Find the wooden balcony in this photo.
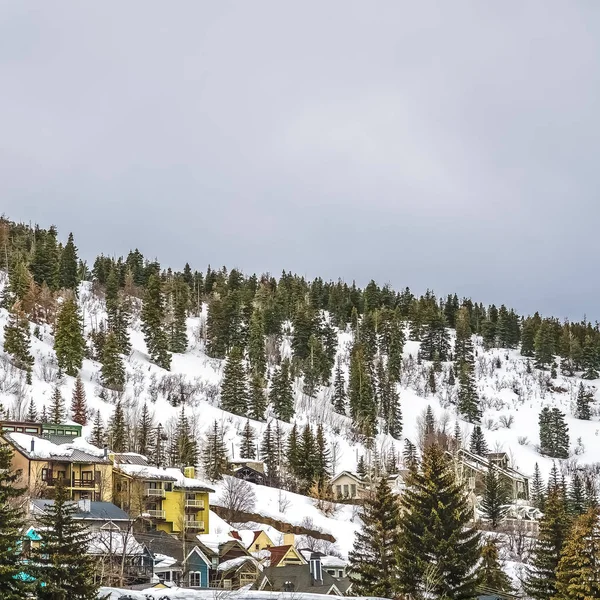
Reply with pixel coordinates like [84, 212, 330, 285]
[47, 477, 95, 488]
[184, 519, 205, 531]
[185, 499, 205, 509]
[147, 509, 166, 519]
[146, 488, 166, 498]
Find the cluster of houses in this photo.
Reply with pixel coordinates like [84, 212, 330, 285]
[1, 417, 535, 595]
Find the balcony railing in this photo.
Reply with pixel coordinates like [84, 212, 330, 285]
[185, 499, 205, 509]
[184, 519, 205, 530]
[146, 488, 166, 498]
[46, 477, 95, 488]
[147, 509, 166, 519]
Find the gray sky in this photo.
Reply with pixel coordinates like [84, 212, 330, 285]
[1, 2, 599, 320]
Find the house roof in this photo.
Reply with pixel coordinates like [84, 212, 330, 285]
[111, 452, 150, 465]
[217, 555, 262, 575]
[257, 565, 342, 595]
[330, 471, 364, 485]
[4, 433, 108, 464]
[299, 549, 347, 569]
[267, 545, 305, 567]
[31, 499, 131, 522]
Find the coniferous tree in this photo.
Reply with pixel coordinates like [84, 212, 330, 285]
[91, 410, 105, 448]
[569, 471, 587, 516]
[100, 331, 126, 391]
[3, 300, 34, 380]
[581, 336, 600, 380]
[531, 463, 546, 512]
[0, 443, 31, 599]
[575, 383, 593, 420]
[168, 276, 189, 353]
[247, 306, 266, 378]
[469, 425, 488, 455]
[202, 420, 229, 481]
[332, 360, 347, 414]
[420, 310, 451, 362]
[269, 358, 295, 422]
[348, 342, 377, 443]
[70, 375, 87, 425]
[26, 399, 38, 423]
[50, 386, 65, 423]
[403, 438, 418, 469]
[525, 486, 571, 600]
[32, 479, 98, 600]
[58, 232, 79, 290]
[480, 538, 513, 593]
[248, 373, 267, 421]
[109, 400, 126, 452]
[356, 454, 367, 478]
[105, 266, 132, 356]
[31, 226, 59, 290]
[534, 320, 555, 369]
[286, 423, 302, 485]
[314, 423, 331, 490]
[240, 419, 257, 459]
[220, 346, 248, 416]
[397, 444, 481, 600]
[539, 407, 570, 459]
[348, 476, 401, 599]
[554, 507, 600, 599]
[40, 404, 49, 424]
[141, 273, 171, 370]
[520, 318, 536, 357]
[261, 422, 279, 486]
[170, 406, 197, 468]
[481, 463, 510, 529]
[136, 403, 154, 456]
[54, 296, 85, 376]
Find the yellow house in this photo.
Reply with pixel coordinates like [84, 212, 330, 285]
[268, 535, 306, 567]
[111, 454, 213, 534]
[236, 529, 275, 552]
[1, 431, 113, 502]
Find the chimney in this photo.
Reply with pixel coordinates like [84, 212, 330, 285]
[283, 532, 295, 547]
[30, 438, 35, 453]
[309, 552, 323, 585]
[103, 445, 108, 459]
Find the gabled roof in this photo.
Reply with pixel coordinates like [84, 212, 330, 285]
[330, 471, 365, 485]
[267, 544, 306, 567]
[31, 499, 130, 522]
[257, 565, 342, 595]
[4, 433, 108, 464]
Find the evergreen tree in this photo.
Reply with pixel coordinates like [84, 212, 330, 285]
[534, 320, 555, 369]
[525, 486, 571, 600]
[136, 403, 154, 457]
[348, 476, 401, 599]
[356, 454, 367, 478]
[248, 373, 267, 421]
[0, 443, 31, 599]
[141, 274, 171, 370]
[480, 538, 513, 592]
[100, 331, 126, 391]
[32, 479, 98, 600]
[469, 425, 488, 455]
[240, 419, 257, 459]
[70, 375, 87, 425]
[40, 404, 48, 424]
[420, 310, 451, 362]
[555, 507, 600, 600]
[286, 423, 302, 484]
[58, 232, 79, 290]
[332, 360, 347, 414]
[220, 346, 248, 415]
[109, 400, 126, 452]
[26, 399, 38, 423]
[105, 266, 131, 355]
[202, 420, 229, 481]
[314, 423, 331, 489]
[457, 366, 480, 423]
[3, 300, 34, 379]
[348, 342, 377, 443]
[531, 463, 546, 512]
[91, 410, 105, 448]
[403, 438, 418, 469]
[397, 444, 481, 600]
[54, 296, 85, 377]
[581, 336, 600, 380]
[30, 226, 59, 290]
[50, 386, 65, 423]
[168, 276, 189, 353]
[481, 463, 510, 529]
[575, 383, 593, 420]
[170, 406, 197, 468]
[520, 319, 536, 357]
[539, 407, 570, 459]
[269, 358, 295, 422]
[261, 422, 279, 486]
[247, 306, 267, 377]
[569, 471, 587, 516]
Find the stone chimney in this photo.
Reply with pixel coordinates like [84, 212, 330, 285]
[309, 552, 323, 585]
[283, 532, 295, 546]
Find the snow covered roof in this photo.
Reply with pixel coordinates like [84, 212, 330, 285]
[299, 549, 347, 568]
[88, 531, 146, 556]
[31, 499, 131, 522]
[164, 468, 214, 492]
[4, 432, 108, 463]
[115, 463, 178, 481]
[217, 555, 262, 573]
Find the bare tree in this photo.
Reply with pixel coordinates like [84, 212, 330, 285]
[219, 476, 256, 524]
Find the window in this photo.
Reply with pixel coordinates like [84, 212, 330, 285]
[41, 468, 48, 481]
[163, 571, 171, 581]
[338, 570, 344, 578]
[343, 484, 349, 496]
[190, 572, 201, 587]
[25, 428, 37, 433]
[336, 485, 342, 497]
[164, 482, 173, 492]
[350, 484, 357, 497]
[82, 471, 93, 481]
[223, 579, 232, 590]
[255, 544, 260, 550]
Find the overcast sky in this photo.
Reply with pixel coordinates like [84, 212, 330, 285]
[1, 2, 599, 320]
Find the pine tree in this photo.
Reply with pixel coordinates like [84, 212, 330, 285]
[332, 360, 347, 414]
[269, 358, 295, 422]
[0, 443, 31, 599]
[100, 331, 126, 391]
[58, 232, 79, 290]
[247, 306, 267, 378]
[50, 386, 65, 423]
[202, 421, 229, 482]
[168, 276, 189, 353]
[109, 400, 126, 452]
[141, 274, 171, 370]
[534, 320, 555, 369]
[91, 410, 105, 448]
[520, 319, 536, 357]
[397, 444, 481, 600]
[70, 375, 87, 425]
[313, 423, 331, 490]
[348, 476, 401, 599]
[348, 342, 377, 443]
[3, 300, 34, 378]
[481, 462, 510, 529]
[480, 538, 513, 592]
[581, 336, 600, 380]
[240, 419, 257, 459]
[248, 373, 267, 421]
[31, 479, 98, 599]
[220, 346, 248, 416]
[136, 403, 154, 456]
[539, 407, 570, 459]
[356, 454, 368, 478]
[261, 422, 279, 486]
[54, 296, 85, 377]
[525, 486, 571, 600]
[26, 399, 38, 423]
[469, 425, 488, 455]
[40, 404, 48, 424]
[170, 406, 197, 468]
[531, 463, 546, 511]
[31, 226, 59, 290]
[105, 266, 131, 355]
[569, 471, 587, 516]
[555, 507, 600, 599]
[575, 383, 593, 420]
[457, 366, 480, 423]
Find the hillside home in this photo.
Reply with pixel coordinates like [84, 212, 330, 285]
[111, 454, 213, 535]
[233, 529, 275, 553]
[267, 535, 306, 568]
[30, 499, 132, 530]
[216, 556, 263, 590]
[330, 471, 369, 501]
[2, 432, 112, 501]
[229, 459, 266, 486]
[299, 549, 348, 580]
